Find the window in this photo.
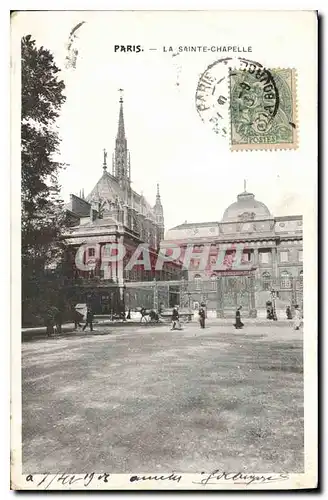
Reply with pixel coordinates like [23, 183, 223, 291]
[194, 274, 202, 291]
[242, 252, 251, 262]
[299, 270, 303, 287]
[260, 252, 269, 264]
[88, 247, 96, 257]
[280, 270, 292, 289]
[262, 272, 272, 291]
[210, 275, 217, 291]
[280, 251, 289, 263]
[298, 250, 303, 262]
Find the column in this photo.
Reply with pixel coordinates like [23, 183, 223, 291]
[117, 235, 124, 288]
[292, 276, 297, 306]
[271, 246, 278, 286]
[216, 277, 224, 318]
[253, 247, 260, 283]
[248, 274, 257, 318]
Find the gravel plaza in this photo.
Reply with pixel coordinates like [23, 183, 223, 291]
[22, 320, 303, 474]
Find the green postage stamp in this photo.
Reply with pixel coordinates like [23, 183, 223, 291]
[229, 67, 297, 151]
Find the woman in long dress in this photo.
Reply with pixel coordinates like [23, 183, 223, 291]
[234, 306, 244, 329]
[293, 305, 302, 330]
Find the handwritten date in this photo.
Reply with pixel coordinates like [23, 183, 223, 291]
[26, 472, 110, 489]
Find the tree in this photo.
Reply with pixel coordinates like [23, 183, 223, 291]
[21, 35, 67, 326]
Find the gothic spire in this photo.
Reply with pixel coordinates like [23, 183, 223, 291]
[156, 183, 161, 203]
[103, 148, 108, 171]
[113, 90, 129, 183]
[154, 183, 164, 238]
[117, 89, 125, 140]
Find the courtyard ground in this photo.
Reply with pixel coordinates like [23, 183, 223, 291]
[21, 321, 303, 474]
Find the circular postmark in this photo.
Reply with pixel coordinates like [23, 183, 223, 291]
[195, 57, 280, 140]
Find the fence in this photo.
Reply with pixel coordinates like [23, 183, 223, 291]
[68, 275, 303, 316]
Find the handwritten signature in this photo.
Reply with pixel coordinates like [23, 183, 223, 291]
[193, 470, 289, 486]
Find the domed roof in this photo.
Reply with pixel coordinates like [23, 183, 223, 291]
[222, 191, 271, 222]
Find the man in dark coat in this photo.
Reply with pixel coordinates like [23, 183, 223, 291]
[83, 307, 94, 332]
[171, 307, 180, 330]
[198, 306, 206, 329]
[234, 306, 244, 329]
[45, 307, 56, 337]
[140, 307, 148, 323]
[286, 305, 292, 320]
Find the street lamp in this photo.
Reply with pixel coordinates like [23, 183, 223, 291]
[187, 291, 192, 309]
[153, 278, 158, 311]
[270, 289, 278, 321]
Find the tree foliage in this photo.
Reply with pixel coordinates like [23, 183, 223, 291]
[21, 35, 68, 326]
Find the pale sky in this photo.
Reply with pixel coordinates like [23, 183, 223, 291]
[13, 10, 317, 230]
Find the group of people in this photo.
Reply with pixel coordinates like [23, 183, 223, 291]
[46, 301, 302, 337]
[73, 307, 94, 332]
[139, 308, 160, 323]
[45, 306, 63, 336]
[170, 304, 245, 331]
[45, 305, 95, 337]
[170, 304, 206, 331]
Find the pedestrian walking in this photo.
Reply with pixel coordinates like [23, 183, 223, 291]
[171, 306, 180, 330]
[198, 306, 206, 329]
[54, 308, 63, 334]
[45, 307, 55, 337]
[266, 301, 273, 320]
[234, 306, 244, 329]
[140, 307, 148, 323]
[83, 307, 94, 332]
[293, 305, 302, 330]
[286, 305, 292, 320]
[126, 309, 131, 320]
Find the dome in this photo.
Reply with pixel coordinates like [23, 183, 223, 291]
[222, 191, 271, 222]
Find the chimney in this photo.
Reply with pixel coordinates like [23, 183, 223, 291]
[90, 206, 98, 222]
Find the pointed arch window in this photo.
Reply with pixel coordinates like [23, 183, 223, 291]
[280, 270, 292, 289]
[194, 274, 202, 291]
[210, 274, 217, 291]
[262, 271, 272, 291]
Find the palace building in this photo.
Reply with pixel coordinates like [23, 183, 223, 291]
[63, 96, 182, 314]
[164, 185, 303, 317]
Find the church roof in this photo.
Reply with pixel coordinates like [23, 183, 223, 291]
[85, 169, 157, 221]
[86, 170, 124, 204]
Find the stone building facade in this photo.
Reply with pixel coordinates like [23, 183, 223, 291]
[164, 187, 303, 317]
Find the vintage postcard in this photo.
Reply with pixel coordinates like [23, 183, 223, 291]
[11, 9, 317, 490]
